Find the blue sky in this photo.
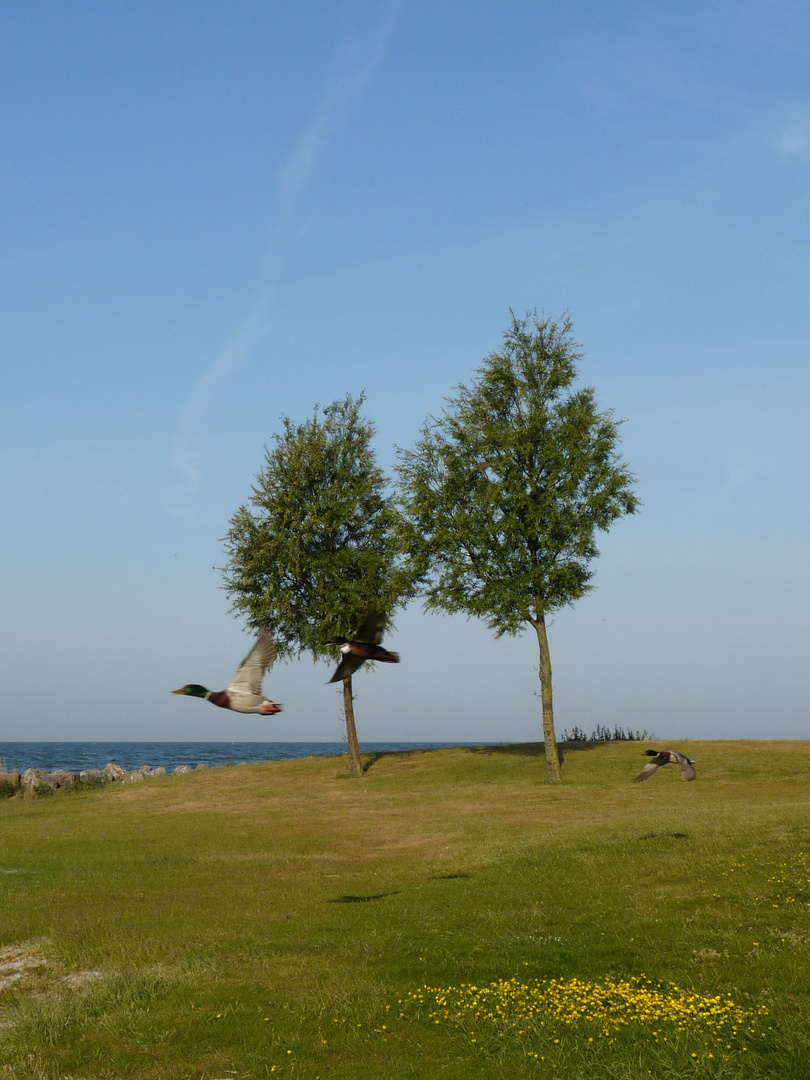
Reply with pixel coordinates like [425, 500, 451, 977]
[2, 0, 808, 743]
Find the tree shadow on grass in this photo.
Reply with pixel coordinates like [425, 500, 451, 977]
[360, 747, 455, 773]
[637, 832, 690, 841]
[358, 740, 617, 774]
[465, 740, 625, 757]
[360, 742, 548, 773]
[329, 892, 401, 904]
[463, 742, 547, 757]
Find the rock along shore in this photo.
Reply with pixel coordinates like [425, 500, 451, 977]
[0, 761, 220, 798]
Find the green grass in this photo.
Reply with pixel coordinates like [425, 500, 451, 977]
[1, 740, 809, 1078]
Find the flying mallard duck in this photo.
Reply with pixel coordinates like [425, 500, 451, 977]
[324, 611, 399, 683]
[633, 748, 696, 783]
[172, 628, 282, 714]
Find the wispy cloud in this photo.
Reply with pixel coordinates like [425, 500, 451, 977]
[280, 0, 400, 201]
[171, 0, 401, 506]
[172, 287, 273, 496]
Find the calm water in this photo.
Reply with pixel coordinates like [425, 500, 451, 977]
[0, 742, 473, 774]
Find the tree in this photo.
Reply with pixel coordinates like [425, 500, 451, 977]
[222, 394, 413, 775]
[395, 312, 639, 782]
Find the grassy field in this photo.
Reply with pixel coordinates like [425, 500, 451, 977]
[1, 740, 808, 1079]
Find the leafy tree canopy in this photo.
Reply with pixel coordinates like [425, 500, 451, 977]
[395, 311, 640, 636]
[223, 394, 414, 662]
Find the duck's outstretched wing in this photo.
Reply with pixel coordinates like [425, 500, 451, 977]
[356, 611, 385, 644]
[227, 628, 276, 696]
[633, 759, 663, 783]
[329, 652, 365, 684]
[671, 751, 697, 781]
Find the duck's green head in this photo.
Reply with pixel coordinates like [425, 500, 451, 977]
[172, 684, 209, 698]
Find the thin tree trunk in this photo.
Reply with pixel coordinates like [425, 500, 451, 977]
[342, 674, 363, 776]
[533, 608, 562, 783]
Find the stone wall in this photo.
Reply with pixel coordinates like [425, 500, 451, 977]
[0, 762, 212, 798]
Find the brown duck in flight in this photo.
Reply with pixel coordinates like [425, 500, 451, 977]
[634, 748, 696, 783]
[172, 628, 282, 715]
[324, 611, 399, 683]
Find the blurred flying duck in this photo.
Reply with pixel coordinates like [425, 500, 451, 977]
[633, 748, 696, 783]
[324, 611, 399, 683]
[172, 627, 282, 715]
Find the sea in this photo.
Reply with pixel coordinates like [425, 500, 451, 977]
[0, 742, 473, 774]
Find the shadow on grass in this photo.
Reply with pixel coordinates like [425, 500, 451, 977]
[360, 742, 548, 773]
[361, 753, 385, 773]
[358, 739, 624, 774]
[637, 832, 690, 841]
[463, 742, 547, 757]
[329, 892, 401, 904]
[463, 740, 618, 758]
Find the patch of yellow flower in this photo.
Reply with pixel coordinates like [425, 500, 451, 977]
[764, 850, 810, 905]
[724, 850, 810, 906]
[401, 975, 766, 1042]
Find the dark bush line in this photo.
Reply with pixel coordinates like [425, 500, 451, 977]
[560, 725, 657, 743]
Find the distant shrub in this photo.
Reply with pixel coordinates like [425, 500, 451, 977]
[33, 783, 55, 798]
[561, 726, 589, 742]
[0, 780, 17, 799]
[561, 725, 657, 743]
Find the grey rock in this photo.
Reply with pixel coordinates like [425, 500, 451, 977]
[104, 762, 126, 781]
[21, 768, 52, 789]
[49, 770, 79, 789]
[123, 770, 144, 783]
[143, 767, 167, 778]
[172, 765, 193, 775]
[78, 769, 107, 788]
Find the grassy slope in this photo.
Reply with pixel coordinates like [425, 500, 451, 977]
[0, 740, 808, 1079]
